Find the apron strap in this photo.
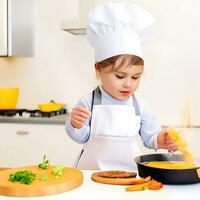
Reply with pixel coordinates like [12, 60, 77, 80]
[91, 86, 140, 115]
[90, 87, 101, 125]
[93, 86, 102, 106]
[132, 95, 140, 116]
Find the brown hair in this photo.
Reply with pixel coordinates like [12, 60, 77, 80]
[96, 54, 144, 72]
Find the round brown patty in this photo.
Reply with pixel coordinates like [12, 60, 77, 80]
[91, 170, 137, 185]
[97, 170, 137, 178]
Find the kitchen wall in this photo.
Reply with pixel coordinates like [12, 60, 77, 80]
[0, 0, 97, 112]
[0, 0, 200, 126]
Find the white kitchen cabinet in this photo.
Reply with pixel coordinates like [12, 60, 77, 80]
[0, 123, 82, 167]
[0, 0, 34, 56]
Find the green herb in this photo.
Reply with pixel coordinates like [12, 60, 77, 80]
[9, 170, 36, 185]
[39, 174, 48, 181]
[38, 155, 49, 170]
[52, 165, 65, 179]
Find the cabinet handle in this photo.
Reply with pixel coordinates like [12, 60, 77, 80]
[16, 130, 29, 135]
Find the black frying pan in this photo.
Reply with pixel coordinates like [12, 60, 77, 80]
[135, 153, 200, 184]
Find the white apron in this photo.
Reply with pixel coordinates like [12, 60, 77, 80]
[75, 102, 141, 170]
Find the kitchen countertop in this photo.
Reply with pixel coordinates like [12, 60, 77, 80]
[0, 170, 199, 200]
[0, 114, 69, 125]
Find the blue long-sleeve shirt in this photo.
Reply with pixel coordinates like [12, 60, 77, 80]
[65, 87, 161, 149]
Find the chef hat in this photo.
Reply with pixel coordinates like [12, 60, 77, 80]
[86, 2, 155, 62]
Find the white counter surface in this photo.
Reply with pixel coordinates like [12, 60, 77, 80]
[0, 170, 200, 200]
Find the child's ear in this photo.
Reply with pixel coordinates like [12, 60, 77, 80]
[95, 63, 101, 73]
[95, 63, 101, 79]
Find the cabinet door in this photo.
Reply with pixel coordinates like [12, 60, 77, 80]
[0, 0, 8, 56]
[0, 123, 81, 167]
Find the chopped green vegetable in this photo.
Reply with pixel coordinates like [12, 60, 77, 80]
[39, 174, 48, 181]
[9, 170, 36, 185]
[38, 155, 49, 170]
[52, 165, 65, 179]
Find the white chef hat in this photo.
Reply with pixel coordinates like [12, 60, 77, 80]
[86, 2, 155, 62]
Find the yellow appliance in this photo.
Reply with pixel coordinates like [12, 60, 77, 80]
[0, 88, 19, 109]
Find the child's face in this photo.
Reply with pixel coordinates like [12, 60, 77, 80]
[96, 64, 143, 100]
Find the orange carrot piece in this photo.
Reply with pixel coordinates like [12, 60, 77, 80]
[144, 176, 151, 182]
[148, 180, 163, 190]
[130, 176, 151, 185]
[125, 183, 149, 192]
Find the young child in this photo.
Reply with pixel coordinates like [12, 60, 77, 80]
[66, 2, 177, 170]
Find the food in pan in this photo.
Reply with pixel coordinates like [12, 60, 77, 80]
[135, 153, 200, 184]
[142, 128, 196, 170]
[144, 161, 196, 169]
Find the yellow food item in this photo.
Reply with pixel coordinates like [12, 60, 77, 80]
[145, 161, 195, 169]
[168, 127, 195, 167]
[125, 183, 149, 192]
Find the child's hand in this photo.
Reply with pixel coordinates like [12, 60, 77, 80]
[70, 106, 91, 129]
[157, 129, 178, 152]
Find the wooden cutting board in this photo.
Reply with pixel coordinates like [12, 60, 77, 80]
[0, 168, 10, 171]
[0, 165, 83, 197]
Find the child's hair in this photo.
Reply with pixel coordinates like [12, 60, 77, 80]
[96, 54, 144, 72]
